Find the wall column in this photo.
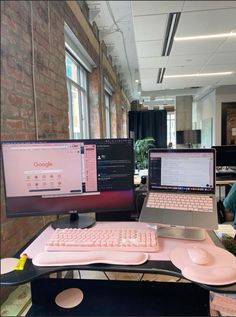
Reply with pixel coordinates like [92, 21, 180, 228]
[175, 96, 193, 148]
[175, 96, 193, 131]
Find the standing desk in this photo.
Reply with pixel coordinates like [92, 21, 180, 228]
[1, 223, 236, 316]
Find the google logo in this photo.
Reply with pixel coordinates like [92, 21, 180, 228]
[33, 161, 52, 168]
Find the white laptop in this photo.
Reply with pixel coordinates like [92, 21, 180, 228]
[139, 149, 218, 240]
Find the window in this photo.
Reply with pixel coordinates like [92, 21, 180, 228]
[104, 78, 113, 138]
[167, 111, 176, 148]
[122, 107, 128, 137]
[104, 92, 111, 138]
[66, 53, 89, 139]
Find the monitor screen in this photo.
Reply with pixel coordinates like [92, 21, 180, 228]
[176, 130, 201, 145]
[2, 138, 135, 228]
[211, 145, 236, 167]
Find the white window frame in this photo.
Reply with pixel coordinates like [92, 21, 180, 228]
[167, 111, 176, 148]
[66, 52, 89, 139]
[104, 78, 113, 138]
[104, 92, 111, 138]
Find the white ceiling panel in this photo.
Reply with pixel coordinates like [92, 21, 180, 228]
[167, 54, 211, 67]
[87, 1, 236, 100]
[175, 9, 236, 37]
[140, 68, 159, 79]
[139, 56, 168, 69]
[162, 78, 195, 89]
[133, 15, 167, 41]
[183, 1, 236, 12]
[191, 74, 236, 87]
[131, 1, 184, 16]
[207, 52, 236, 65]
[201, 64, 236, 72]
[218, 74, 236, 85]
[190, 78, 226, 87]
[217, 38, 236, 53]
[136, 40, 163, 57]
[171, 39, 224, 56]
[164, 65, 203, 76]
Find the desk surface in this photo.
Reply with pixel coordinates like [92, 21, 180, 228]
[216, 178, 236, 185]
[1, 222, 236, 294]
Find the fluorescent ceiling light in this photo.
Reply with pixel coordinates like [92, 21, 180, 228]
[175, 32, 236, 41]
[164, 72, 233, 79]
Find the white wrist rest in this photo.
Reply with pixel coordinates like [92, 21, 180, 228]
[32, 251, 149, 266]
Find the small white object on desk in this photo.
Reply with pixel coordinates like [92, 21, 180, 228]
[0, 258, 19, 274]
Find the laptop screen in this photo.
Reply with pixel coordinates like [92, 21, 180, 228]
[148, 149, 215, 194]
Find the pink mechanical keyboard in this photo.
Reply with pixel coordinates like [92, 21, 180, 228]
[45, 227, 159, 252]
[147, 192, 213, 212]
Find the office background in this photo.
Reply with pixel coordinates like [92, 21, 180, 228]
[1, 0, 236, 303]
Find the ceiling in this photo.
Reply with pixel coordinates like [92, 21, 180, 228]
[86, 1, 236, 104]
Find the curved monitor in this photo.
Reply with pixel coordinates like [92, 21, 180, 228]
[2, 138, 134, 228]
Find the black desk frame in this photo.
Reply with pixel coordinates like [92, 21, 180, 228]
[1, 224, 235, 316]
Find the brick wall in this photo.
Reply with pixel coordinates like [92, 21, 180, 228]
[1, 0, 69, 258]
[89, 69, 101, 138]
[1, 0, 70, 303]
[1, 0, 130, 303]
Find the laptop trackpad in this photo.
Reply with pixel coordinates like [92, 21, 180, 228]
[163, 210, 193, 226]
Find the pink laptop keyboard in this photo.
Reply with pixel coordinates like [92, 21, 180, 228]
[147, 192, 213, 212]
[45, 227, 159, 252]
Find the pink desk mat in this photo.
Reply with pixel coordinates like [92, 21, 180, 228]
[22, 221, 215, 261]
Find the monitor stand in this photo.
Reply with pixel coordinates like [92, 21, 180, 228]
[52, 212, 96, 229]
[157, 226, 205, 241]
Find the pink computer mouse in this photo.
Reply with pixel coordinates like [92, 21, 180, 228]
[187, 246, 210, 265]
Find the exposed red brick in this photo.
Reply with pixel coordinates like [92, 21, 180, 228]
[6, 119, 23, 129]
[8, 94, 24, 106]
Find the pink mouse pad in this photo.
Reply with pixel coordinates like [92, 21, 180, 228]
[170, 244, 236, 285]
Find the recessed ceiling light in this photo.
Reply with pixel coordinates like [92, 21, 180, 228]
[135, 79, 139, 83]
[174, 32, 236, 41]
[164, 72, 233, 79]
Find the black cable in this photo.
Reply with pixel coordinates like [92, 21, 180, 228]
[139, 273, 144, 281]
[104, 271, 110, 280]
